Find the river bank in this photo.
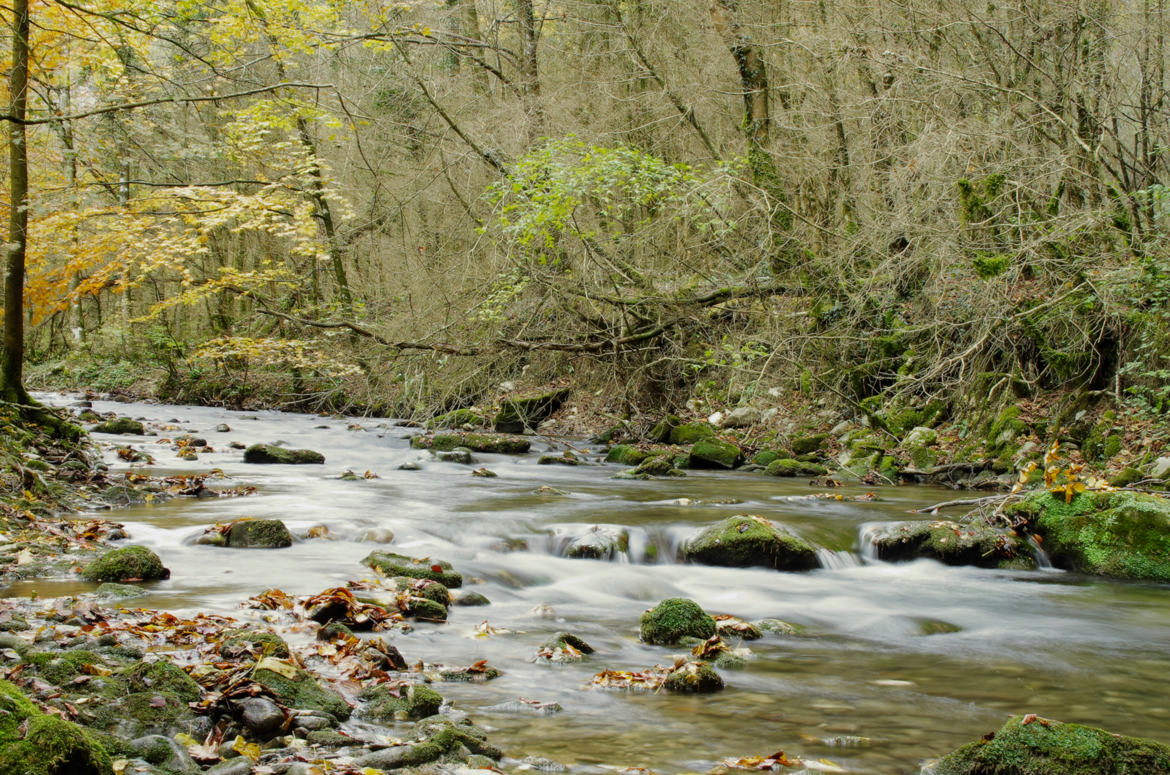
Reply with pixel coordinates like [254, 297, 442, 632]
[1, 392, 1169, 774]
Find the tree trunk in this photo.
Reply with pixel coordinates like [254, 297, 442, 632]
[516, 0, 543, 138]
[2, 0, 31, 403]
[708, 0, 790, 229]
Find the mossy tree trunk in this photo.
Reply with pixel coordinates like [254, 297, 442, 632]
[2, 0, 31, 405]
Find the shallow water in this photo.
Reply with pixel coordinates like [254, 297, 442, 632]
[14, 393, 1170, 774]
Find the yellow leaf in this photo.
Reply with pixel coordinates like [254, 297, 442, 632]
[231, 735, 262, 761]
[254, 657, 300, 679]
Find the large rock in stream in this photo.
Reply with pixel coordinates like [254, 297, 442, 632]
[243, 444, 325, 464]
[196, 519, 293, 549]
[926, 714, 1170, 775]
[363, 551, 463, 588]
[639, 598, 716, 645]
[411, 432, 530, 455]
[683, 515, 819, 571]
[863, 520, 1034, 569]
[1005, 490, 1170, 582]
[0, 679, 113, 775]
[83, 545, 170, 582]
[494, 388, 570, 433]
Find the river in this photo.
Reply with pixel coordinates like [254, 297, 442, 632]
[17, 393, 1170, 774]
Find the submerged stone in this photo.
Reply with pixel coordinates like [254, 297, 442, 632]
[928, 714, 1170, 775]
[242, 444, 325, 464]
[1005, 490, 1170, 582]
[83, 545, 170, 583]
[640, 598, 716, 645]
[683, 515, 818, 571]
[565, 526, 629, 560]
[362, 551, 463, 588]
[864, 520, 1034, 570]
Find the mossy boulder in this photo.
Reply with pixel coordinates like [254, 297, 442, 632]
[27, 650, 106, 686]
[790, 433, 829, 455]
[648, 415, 681, 443]
[401, 596, 448, 621]
[663, 661, 724, 694]
[494, 388, 570, 433]
[92, 417, 144, 435]
[669, 422, 715, 445]
[863, 520, 1033, 569]
[765, 459, 829, 477]
[243, 444, 325, 464]
[605, 444, 651, 466]
[639, 598, 716, 645]
[359, 683, 444, 722]
[429, 408, 487, 429]
[0, 713, 113, 775]
[634, 455, 686, 477]
[82, 545, 169, 583]
[930, 714, 1170, 775]
[219, 629, 290, 658]
[362, 551, 463, 587]
[1005, 491, 1170, 582]
[752, 449, 783, 467]
[389, 576, 452, 606]
[689, 439, 743, 469]
[225, 519, 293, 549]
[124, 660, 201, 703]
[986, 406, 1029, 454]
[684, 515, 818, 571]
[411, 432, 530, 454]
[251, 658, 350, 720]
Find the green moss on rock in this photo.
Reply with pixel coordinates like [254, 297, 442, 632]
[765, 459, 829, 477]
[226, 519, 293, 548]
[1006, 491, 1170, 582]
[790, 433, 829, 455]
[219, 629, 290, 658]
[243, 444, 325, 464]
[124, 660, 201, 703]
[663, 661, 724, 693]
[606, 444, 651, 466]
[251, 659, 351, 720]
[359, 683, 444, 722]
[865, 520, 1033, 569]
[91, 418, 144, 435]
[28, 650, 105, 686]
[412, 432, 530, 454]
[648, 415, 681, 443]
[931, 714, 1170, 775]
[683, 515, 819, 570]
[689, 439, 743, 469]
[669, 422, 715, 445]
[362, 551, 463, 587]
[0, 714, 113, 775]
[82, 546, 169, 583]
[639, 598, 716, 645]
[389, 577, 452, 605]
[494, 389, 569, 433]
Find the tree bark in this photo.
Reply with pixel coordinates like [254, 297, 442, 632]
[515, 0, 543, 137]
[2, 0, 31, 402]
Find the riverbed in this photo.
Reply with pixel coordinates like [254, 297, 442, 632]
[17, 393, 1170, 774]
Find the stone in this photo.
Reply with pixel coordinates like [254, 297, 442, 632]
[129, 735, 199, 774]
[251, 658, 350, 720]
[863, 520, 1034, 570]
[929, 714, 1170, 775]
[0, 705, 112, 775]
[663, 661, 724, 693]
[669, 422, 715, 445]
[453, 591, 491, 607]
[765, 458, 829, 477]
[82, 545, 170, 582]
[219, 630, 290, 658]
[92, 417, 145, 435]
[565, 526, 629, 560]
[648, 415, 681, 443]
[903, 426, 937, 447]
[1005, 490, 1170, 582]
[232, 697, 286, 737]
[95, 582, 148, 600]
[1150, 456, 1170, 480]
[411, 432, 530, 454]
[243, 444, 325, 464]
[790, 432, 829, 454]
[634, 455, 685, 477]
[689, 439, 743, 469]
[214, 424, 231, 432]
[683, 515, 818, 571]
[359, 683, 444, 722]
[205, 760, 254, 775]
[605, 444, 650, 466]
[494, 388, 570, 433]
[362, 551, 463, 587]
[639, 598, 716, 645]
[435, 448, 474, 464]
[720, 407, 761, 428]
[539, 631, 595, 655]
[226, 519, 293, 548]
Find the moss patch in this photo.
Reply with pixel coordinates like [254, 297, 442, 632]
[226, 519, 293, 548]
[411, 432, 530, 454]
[359, 683, 444, 722]
[82, 546, 169, 583]
[639, 598, 716, 645]
[865, 520, 1033, 569]
[362, 551, 463, 588]
[689, 439, 743, 469]
[932, 714, 1170, 775]
[1006, 491, 1170, 582]
[243, 444, 325, 464]
[683, 515, 819, 571]
[251, 659, 351, 720]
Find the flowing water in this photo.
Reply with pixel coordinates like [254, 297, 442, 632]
[15, 394, 1170, 774]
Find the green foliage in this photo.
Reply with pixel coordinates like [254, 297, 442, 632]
[972, 253, 1011, 279]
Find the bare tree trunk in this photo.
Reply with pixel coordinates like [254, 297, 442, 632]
[708, 0, 790, 229]
[2, 0, 31, 402]
[516, 0, 543, 137]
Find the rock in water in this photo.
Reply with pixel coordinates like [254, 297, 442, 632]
[227, 519, 294, 548]
[683, 515, 818, 571]
[243, 444, 325, 464]
[362, 551, 463, 587]
[82, 545, 170, 582]
[863, 519, 1034, 570]
[639, 598, 716, 645]
[91, 417, 145, 435]
[928, 714, 1170, 775]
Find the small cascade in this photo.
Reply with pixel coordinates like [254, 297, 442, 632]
[857, 522, 891, 562]
[1028, 534, 1055, 570]
[816, 548, 863, 570]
